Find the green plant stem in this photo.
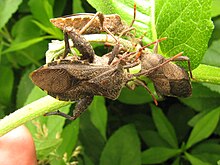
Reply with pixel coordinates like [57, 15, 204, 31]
[83, 34, 134, 50]
[1, 27, 13, 43]
[46, 34, 139, 63]
[0, 96, 70, 137]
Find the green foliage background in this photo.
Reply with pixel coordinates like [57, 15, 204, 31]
[0, 0, 220, 164]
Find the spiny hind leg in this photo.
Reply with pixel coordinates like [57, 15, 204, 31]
[44, 96, 94, 120]
[66, 28, 95, 63]
[62, 31, 71, 59]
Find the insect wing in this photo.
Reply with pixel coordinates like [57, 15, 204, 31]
[88, 65, 126, 100]
[47, 60, 110, 80]
[50, 14, 102, 34]
[30, 67, 74, 94]
[50, 13, 124, 34]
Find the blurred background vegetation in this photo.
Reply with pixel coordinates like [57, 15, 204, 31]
[0, 0, 220, 164]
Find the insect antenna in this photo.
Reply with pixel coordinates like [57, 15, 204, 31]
[134, 37, 167, 60]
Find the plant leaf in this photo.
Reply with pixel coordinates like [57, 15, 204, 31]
[141, 130, 171, 148]
[212, 0, 220, 17]
[16, 66, 35, 108]
[25, 88, 71, 161]
[89, 96, 107, 140]
[25, 86, 47, 105]
[180, 83, 220, 112]
[172, 157, 180, 165]
[167, 104, 194, 142]
[192, 64, 220, 85]
[118, 84, 157, 105]
[185, 152, 212, 165]
[0, 66, 14, 105]
[6, 16, 48, 66]
[53, 0, 68, 17]
[32, 20, 63, 38]
[73, 0, 85, 13]
[155, 0, 214, 69]
[79, 112, 105, 164]
[202, 83, 220, 95]
[191, 142, 220, 164]
[186, 107, 220, 149]
[2, 36, 52, 55]
[151, 104, 178, 148]
[141, 147, 180, 164]
[0, 0, 22, 29]
[53, 119, 80, 164]
[202, 39, 220, 67]
[35, 138, 63, 159]
[28, 0, 53, 25]
[100, 124, 141, 165]
[188, 111, 209, 127]
[46, 105, 71, 138]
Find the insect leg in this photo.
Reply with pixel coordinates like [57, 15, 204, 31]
[44, 96, 94, 120]
[100, 26, 120, 65]
[134, 37, 167, 61]
[71, 96, 94, 120]
[133, 79, 158, 106]
[169, 56, 193, 79]
[44, 110, 76, 120]
[105, 27, 136, 65]
[108, 41, 120, 65]
[118, 2, 136, 38]
[66, 28, 95, 63]
[129, 3, 136, 28]
[123, 61, 140, 69]
[79, 12, 104, 34]
[150, 38, 193, 79]
[62, 31, 71, 59]
[100, 11, 136, 65]
[107, 4, 137, 64]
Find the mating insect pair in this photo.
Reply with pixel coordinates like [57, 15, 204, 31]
[30, 8, 192, 120]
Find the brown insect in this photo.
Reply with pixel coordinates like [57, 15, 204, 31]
[50, 13, 126, 35]
[137, 39, 192, 98]
[51, 4, 137, 64]
[54, 15, 125, 63]
[30, 59, 130, 120]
